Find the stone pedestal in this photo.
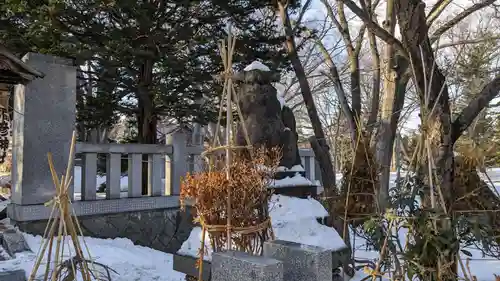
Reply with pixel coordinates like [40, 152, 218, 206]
[11, 53, 76, 205]
[263, 240, 332, 281]
[269, 184, 317, 198]
[212, 251, 283, 281]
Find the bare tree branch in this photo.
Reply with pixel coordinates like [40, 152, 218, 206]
[315, 38, 358, 138]
[435, 36, 500, 49]
[341, 0, 407, 55]
[430, 0, 496, 43]
[451, 74, 500, 143]
[293, 0, 314, 32]
[426, 0, 453, 27]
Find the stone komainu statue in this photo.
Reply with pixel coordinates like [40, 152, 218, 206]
[233, 64, 301, 169]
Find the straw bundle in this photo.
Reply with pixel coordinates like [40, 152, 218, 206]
[335, 138, 378, 227]
[28, 131, 113, 281]
[180, 29, 278, 281]
[181, 148, 279, 256]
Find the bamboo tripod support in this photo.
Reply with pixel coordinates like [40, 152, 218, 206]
[29, 131, 95, 281]
[197, 28, 255, 281]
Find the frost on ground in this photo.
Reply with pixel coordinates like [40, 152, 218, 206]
[0, 234, 185, 281]
[178, 194, 345, 260]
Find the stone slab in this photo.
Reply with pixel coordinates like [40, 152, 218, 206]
[263, 240, 332, 281]
[211, 251, 283, 281]
[274, 171, 306, 180]
[0, 229, 30, 257]
[11, 52, 76, 205]
[268, 185, 317, 198]
[7, 196, 181, 222]
[314, 219, 350, 269]
[173, 253, 211, 281]
[0, 269, 26, 281]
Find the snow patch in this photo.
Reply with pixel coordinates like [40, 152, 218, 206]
[179, 194, 344, 261]
[270, 173, 313, 187]
[178, 227, 213, 260]
[277, 165, 305, 172]
[277, 95, 285, 109]
[243, 61, 270, 72]
[268, 194, 328, 221]
[0, 234, 185, 281]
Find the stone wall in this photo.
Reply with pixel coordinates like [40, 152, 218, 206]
[12, 207, 194, 254]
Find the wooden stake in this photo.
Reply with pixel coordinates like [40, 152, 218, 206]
[224, 30, 233, 251]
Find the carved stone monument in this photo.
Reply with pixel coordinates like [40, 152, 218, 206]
[233, 61, 315, 198]
[233, 61, 301, 170]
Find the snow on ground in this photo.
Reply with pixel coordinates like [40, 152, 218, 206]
[349, 227, 500, 281]
[178, 192, 500, 280]
[178, 194, 345, 260]
[0, 234, 185, 281]
[1, 166, 500, 280]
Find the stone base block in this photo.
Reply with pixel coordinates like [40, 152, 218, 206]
[269, 185, 317, 198]
[0, 229, 30, 257]
[212, 251, 283, 281]
[0, 269, 26, 281]
[173, 253, 211, 281]
[274, 171, 306, 180]
[263, 240, 332, 281]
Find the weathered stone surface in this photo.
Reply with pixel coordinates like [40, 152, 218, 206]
[263, 240, 332, 281]
[234, 67, 302, 170]
[11, 53, 76, 205]
[269, 184, 317, 199]
[0, 269, 26, 281]
[0, 229, 30, 257]
[281, 106, 301, 167]
[12, 207, 193, 254]
[212, 251, 283, 281]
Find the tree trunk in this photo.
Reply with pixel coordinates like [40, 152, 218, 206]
[137, 59, 157, 195]
[277, 2, 336, 192]
[278, 2, 354, 276]
[374, 0, 399, 211]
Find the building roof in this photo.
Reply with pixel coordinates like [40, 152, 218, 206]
[0, 44, 44, 85]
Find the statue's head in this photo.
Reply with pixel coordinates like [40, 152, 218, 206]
[233, 61, 280, 84]
[234, 61, 282, 117]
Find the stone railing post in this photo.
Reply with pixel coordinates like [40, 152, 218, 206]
[165, 130, 187, 195]
[11, 53, 76, 205]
